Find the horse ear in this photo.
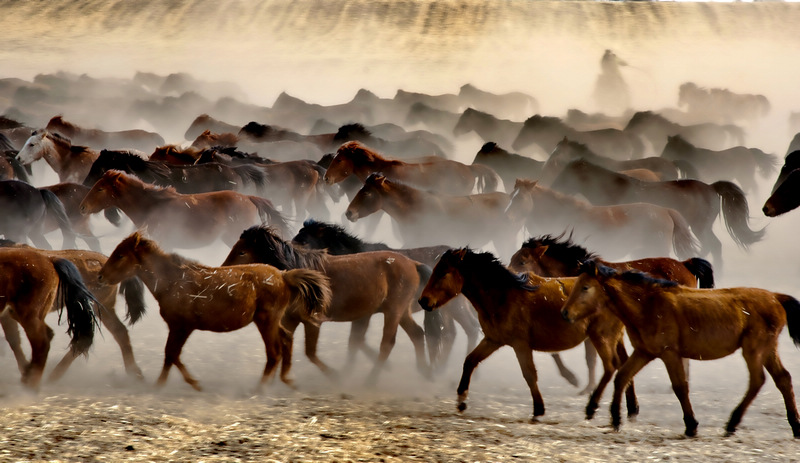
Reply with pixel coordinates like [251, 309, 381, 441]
[533, 245, 548, 259]
[454, 248, 468, 261]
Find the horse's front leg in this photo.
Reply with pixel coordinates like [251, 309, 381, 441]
[20, 319, 53, 390]
[0, 313, 29, 374]
[550, 353, 580, 388]
[662, 351, 699, 437]
[457, 337, 502, 412]
[610, 349, 653, 431]
[158, 328, 198, 391]
[512, 344, 545, 420]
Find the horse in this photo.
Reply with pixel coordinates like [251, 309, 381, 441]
[512, 114, 644, 160]
[678, 82, 771, 125]
[404, 102, 461, 135]
[190, 130, 241, 150]
[99, 232, 332, 391]
[505, 179, 699, 262]
[0, 240, 146, 381]
[0, 247, 100, 389]
[345, 174, 518, 260]
[623, 110, 745, 154]
[292, 218, 482, 369]
[561, 260, 800, 438]
[549, 159, 765, 267]
[418, 248, 638, 422]
[80, 170, 288, 250]
[394, 89, 462, 113]
[471, 142, 545, 192]
[508, 233, 715, 393]
[184, 114, 242, 141]
[222, 225, 433, 385]
[763, 168, 800, 217]
[0, 179, 76, 250]
[453, 108, 526, 150]
[660, 134, 778, 194]
[41, 182, 110, 252]
[457, 84, 539, 121]
[46, 116, 165, 152]
[768, 150, 800, 195]
[16, 130, 100, 183]
[324, 141, 499, 196]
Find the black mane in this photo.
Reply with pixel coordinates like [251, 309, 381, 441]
[239, 225, 327, 271]
[582, 260, 678, 288]
[521, 233, 596, 265]
[293, 219, 389, 254]
[446, 248, 537, 292]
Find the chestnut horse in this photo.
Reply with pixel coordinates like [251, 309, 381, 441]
[222, 225, 433, 385]
[508, 233, 715, 393]
[324, 141, 499, 195]
[0, 247, 99, 389]
[561, 260, 800, 438]
[418, 248, 637, 422]
[505, 179, 699, 261]
[46, 115, 165, 152]
[80, 170, 288, 250]
[0, 241, 146, 382]
[99, 232, 332, 390]
[16, 130, 100, 183]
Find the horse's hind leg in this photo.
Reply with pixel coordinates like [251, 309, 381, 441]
[512, 344, 545, 420]
[762, 351, 800, 438]
[1, 312, 29, 374]
[157, 328, 199, 391]
[580, 339, 599, 395]
[398, 311, 430, 380]
[550, 354, 580, 388]
[19, 318, 52, 390]
[724, 345, 768, 437]
[301, 320, 338, 380]
[457, 338, 502, 412]
[348, 316, 378, 364]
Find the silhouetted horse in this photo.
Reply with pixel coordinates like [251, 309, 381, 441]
[624, 110, 744, 154]
[46, 115, 165, 152]
[458, 84, 539, 121]
[453, 108, 526, 149]
[0, 179, 76, 249]
[471, 142, 545, 191]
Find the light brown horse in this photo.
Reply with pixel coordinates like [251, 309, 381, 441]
[16, 130, 100, 183]
[79, 170, 288, 249]
[561, 260, 800, 438]
[418, 248, 637, 421]
[0, 247, 100, 389]
[222, 225, 433, 385]
[0, 241, 146, 382]
[190, 130, 241, 150]
[99, 232, 332, 391]
[47, 115, 165, 152]
[324, 141, 499, 195]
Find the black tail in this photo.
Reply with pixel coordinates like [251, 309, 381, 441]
[712, 180, 766, 249]
[40, 188, 77, 248]
[249, 196, 290, 238]
[778, 294, 800, 347]
[234, 164, 268, 190]
[119, 277, 147, 325]
[682, 257, 715, 288]
[53, 258, 100, 355]
[416, 262, 444, 365]
[750, 148, 779, 178]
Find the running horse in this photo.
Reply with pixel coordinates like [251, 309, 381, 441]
[0, 179, 76, 250]
[16, 130, 100, 183]
[99, 232, 332, 391]
[80, 170, 287, 250]
[418, 248, 638, 422]
[222, 225, 434, 385]
[561, 260, 800, 438]
[46, 115, 165, 152]
[0, 247, 100, 389]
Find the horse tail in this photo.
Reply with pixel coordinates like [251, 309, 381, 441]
[668, 209, 700, 260]
[53, 258, 100, 356]
[119, 277, 147, 325]
[682, 257, 715, 288]
[777, 294, 800, 347]
[282, 268, 332, 325]
[470, 164, 500, 192]
[672, 159, 700, 179]
[39, 188, 77, 248]
[234, 164, 268, 190]
[750, 148, 779, 178]
[416, 262, 444, 365]
[712, 180, 766, 248]
[248, 195, 290, 238]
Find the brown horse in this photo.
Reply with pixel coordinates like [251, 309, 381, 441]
[764, 168, 800, 217]
[99, 232, 332, 391]
[16, 130, 101, 183]
[561, 260, 800, 438]
[0, 241, 146, 382]
[80, 170, 288, 250]
[184, 114, 242, 141]
[46, 115, 165, 152]
[0, 247, 100, 389]
[345, 174, 517, 260]
[418, 248, 637, 421]
[508, 233, 715, 393]
[505, 179, 699, 261]
[324, 141, 499, 195]
[190, 130, 241, 150]
[222, 225, 433, 385]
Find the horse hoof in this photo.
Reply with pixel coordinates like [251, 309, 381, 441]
[529, 415, 540, 424]
[685, 428, 698, 437]
[457, 402, 467, 412]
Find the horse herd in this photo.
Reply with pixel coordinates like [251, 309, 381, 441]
[2, 77, 800, 440]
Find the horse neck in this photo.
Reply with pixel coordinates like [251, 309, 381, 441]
[353, 154, 396, 179]
[600, 278, 657, 328]
[134, 248, 191, 297]
[109, 180, 176, 225]
[376, 183, 429, 220]
[42, 134, 71, 170]
[455, 261, 520, 320]
[532, 186, 587, 215]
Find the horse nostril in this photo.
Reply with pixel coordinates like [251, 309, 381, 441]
[561, 309, 571, 323]
[418, 297, 431, 311]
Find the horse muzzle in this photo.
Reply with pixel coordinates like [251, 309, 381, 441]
[418, 296, 436, 312]
[560, 309, 574, 323]
[344, 209, 358, 222]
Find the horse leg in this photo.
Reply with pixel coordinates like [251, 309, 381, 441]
[28, 230, 52, 250]
[254, 320, 289, 390]
[347, 316, 377, 365]
[512, 344, 545, 420]
[435, 309, 457, 370]
[0, 312, 29, 374]
[301, 320, 338, 380]
[610, 349, 653, 431]
[364, 315, 400, 387]
[398, 311, 430, 380]
[157, 328, 199, 391]
[763, 351, 800, 438]
[450, 297, 480, 358]
[662, 351, 699, 437]
[550, 354, 580, 388]
[724, 346, 767, 437]
[584, 337, 620, 420]
[457, 337, 502, 412]
[696, 226, 723, 270]
[580, 339, 599, 395]
[19, 319, 53, 390]
[278, 315, 301, 385]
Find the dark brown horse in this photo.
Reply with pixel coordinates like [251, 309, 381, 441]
[471, 142, 545, 192]
[47, 115, 165, 152]
[324, 141, 499, 195]
[99, 232, 332, 391]
[16, 130, 100, 183]
[418, 248, 637, 422]
[453, 108, 526, 150]
[0, 179, 76, 250]
[764, 168, 800, 217]
[561, 260, 800, 438]
[41, 182, 108, 252]
[190, 130, 241, 150]
[80, 170, 287, 249]
[222, 225, 434, 385]
[0, 247, 100, 389]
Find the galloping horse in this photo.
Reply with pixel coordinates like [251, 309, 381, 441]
[763, 168, 800, 217]
[623, 110, 744, 154]
[471, 142, 545, 191]
[80, 170, 288, 249]
[550, 159, 764, 267]
[418, 248, 637, 422]
[678, 82, 771, 125]
[457, 84, 539, 121]
[16, 130, 100, 183]
[183, 114, 242, 141]
[47, 115, 165, 152]
[561, 260, 800, 438]
[99, 232, 332, 390]
[222, 226, 433, 385]
[0, 247, 100, 389]
[505, 179, 699, 261]
[324, 141, 499, 196]
[453, 108, 526, 150]
[0, 179, 76, 250]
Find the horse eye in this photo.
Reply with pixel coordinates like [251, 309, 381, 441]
[582, 285, 589, 291]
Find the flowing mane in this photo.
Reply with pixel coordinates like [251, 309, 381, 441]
[295, 219, 390, 253]
[238, 225, 328, 271]
[582, 260, 679, 289]
[337, 141, 398, 166]
[109, 170, 180, 198]
[521, 233, 597, 264]
[334, 123, 372, 141]
[447, 248, 537, 292]
[523, 114, 564, 129]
